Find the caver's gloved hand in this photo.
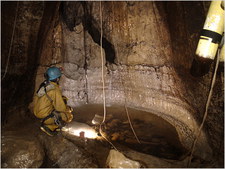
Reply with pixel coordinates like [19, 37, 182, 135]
[60, 106, 73, 123]
[61, 96, 73, 122]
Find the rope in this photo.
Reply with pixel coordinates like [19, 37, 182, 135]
[2, 1, 19, 80]
[99, 126, 118, 151]
[99, 1, 118, 151]
[125, 105, 141, 144]
[100, 1, 106, 124]
[187, 48, 221, 167]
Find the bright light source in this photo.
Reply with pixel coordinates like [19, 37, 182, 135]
[69, 127, 97, 139]
[62, 121, 98, 139]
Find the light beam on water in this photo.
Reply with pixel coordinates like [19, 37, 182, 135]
[62, 121, 98, 139]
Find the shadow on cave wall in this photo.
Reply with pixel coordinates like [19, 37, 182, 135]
[61, 1, 116, 65]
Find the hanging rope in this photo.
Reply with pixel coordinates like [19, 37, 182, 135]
[2, 1, 19, 80]
[98, 1, 118, 151]
[187, 47, 221, 167]
[125, 105, 141, 144]
[121, 66, 141, 144]
[100, 1, 106, 124]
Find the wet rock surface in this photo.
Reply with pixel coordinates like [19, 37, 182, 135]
[205, 71, 224, 166]
[1, 121, 44, 168]
[1, 117, 99, 168]
[38, 134, 99, 168]
[1, 134, 44, 168]
[62, 132, 111, 167]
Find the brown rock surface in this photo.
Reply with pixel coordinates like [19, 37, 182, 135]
[1, 125, 44, 168]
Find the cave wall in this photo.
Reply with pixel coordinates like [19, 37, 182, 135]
[1, 1, 224, 164]
[166, 1, 224, 162]
[57, 1, 215, 159]
[1, 2, 62, 124]
[1, 1, 44, 123]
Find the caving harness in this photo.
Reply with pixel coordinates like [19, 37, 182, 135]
[36, 80, 65, 131]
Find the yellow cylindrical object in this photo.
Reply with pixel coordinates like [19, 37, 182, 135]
[220, 43, 224, 62]
[196, 0, 224, 60]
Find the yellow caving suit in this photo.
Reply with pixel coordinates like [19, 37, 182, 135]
[33, 81, 73, 132]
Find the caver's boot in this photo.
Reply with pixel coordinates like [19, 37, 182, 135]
[40, 124, 60, 136]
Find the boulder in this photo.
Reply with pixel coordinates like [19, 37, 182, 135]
[39, 134, 98, 168]
[106, 149, 141, 168]
[1, 133, 44, 168]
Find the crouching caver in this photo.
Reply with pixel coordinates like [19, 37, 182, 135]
[33, 66, 73, 136]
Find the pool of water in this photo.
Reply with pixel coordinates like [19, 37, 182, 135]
[73, 104, 187, 160]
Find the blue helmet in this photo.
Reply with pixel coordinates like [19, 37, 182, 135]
[46, 67, 62, 81]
